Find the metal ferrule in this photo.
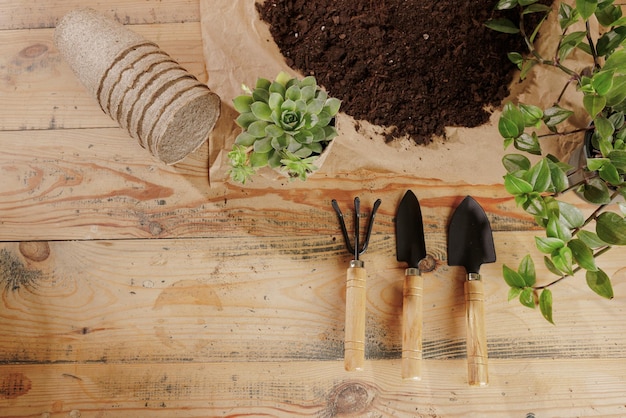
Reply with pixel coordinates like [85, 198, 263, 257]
[468, 272, 482, 281]
[405, 267, 420, 276]
[350, 260, 364, 268]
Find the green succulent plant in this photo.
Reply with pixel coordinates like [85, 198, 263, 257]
[229, 71, 341, 183]
[487, 0, 626, 323]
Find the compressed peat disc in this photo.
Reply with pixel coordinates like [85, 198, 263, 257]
[54, 8, 148, 98]
[99, 43, 162, 117]
[151, 86, 221, 165]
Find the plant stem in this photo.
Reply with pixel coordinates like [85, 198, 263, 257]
[533, 245, 613, 290]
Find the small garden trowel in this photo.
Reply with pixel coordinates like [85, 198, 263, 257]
[447, 196, 496, 387]
[395, 190, 427, 380]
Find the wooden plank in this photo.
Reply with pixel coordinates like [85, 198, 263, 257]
[0, 0, 201, 30]
[0, 126, 543, 241]
[1, 359, 625, 417]
[0, 235, 624, 365]
[0, 23, 207, 131]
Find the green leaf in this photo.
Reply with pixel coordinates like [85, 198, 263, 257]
[250, 102, 273, 122]
[515, 132, 542, 155]
[499, 103, 526, 138]
[552, 246, 574, 275]
[576, 0, 598, 20]
[544, 255, 563, 276]
[299, 75, 317, 88]
[285, 85, 301, 101]
[519, 103, 544, 126]
[599, 162, 621, 185]
[608, 150, 626, 170]
[597, 27, 626, 56]
[495, 0, 518, 10]
[558, 3, 579, 31]
[547, 215, 572, 241]
[270, 135, 288, 150]
[508, 52, 524, 66]
[274, 71, 292, 87]
[539, 289, 554, 324]
[518, 254, 537, 287]
[249, 150, 269, 168]
[586, 157, 610, 171]
[568, 239, 598, 271]
[535, 236, 565, 253]
[300, 85, 316, 102]
[255, 77, 271, 90]
[586, 269, 614, 299]
[325, 98, 341, 116]
[582, 177, 611, 204]
[577, 229, 609, 248]
[234, 131, 256, 147]
[503, 264, 527, 288]
[543, 105, 574, 128]
[594, 116, 615, 140]
[503, 154, 531, 173]
[252, 88, 269, 103]
[519, 287, 536, 308]
[526, 158, 551, 192]
[583, 94, 607, 118]
[558, 201, 585, 229]
[559, 31, 586, 61]
[253, 136, 273, 153]
[235, 112, 258, 129]
[484, 18, 520, 33]
[523, 3, 552, 13]
[269, 80, 287, 96]
[605, 75, 626, 107]
[233, 95, 253, 113]
[591, 70, 615, 96]
[265, 124, 285, 138]
[508, 287, 523, 302]
[596, 212, 626, 245]
[595, 2, 623, 26]
[520, 60, 537, 80]
[522, 192, 546, 216]
[547, 158, 570, 192]
[246, 120, 269, 138]
[268, 92, 284, 111]
[504, 173, 533, 195]
[603, 49, 626, 74]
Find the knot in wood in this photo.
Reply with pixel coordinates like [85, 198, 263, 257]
[19, 241, 50, 262]
[418, 254, 437, 273]
[329, 381, 375, 415]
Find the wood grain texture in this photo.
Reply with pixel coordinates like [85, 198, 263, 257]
[0, 23, 207, 131]
[465, 279, 489, 387]
[1, 0, 626, 416]
[0, 235, 624, 366]
[0, 0, 201, 30]
[344, 265, 367, 371]
[401, 273, 423, 380]
[1, 359, 626, 417]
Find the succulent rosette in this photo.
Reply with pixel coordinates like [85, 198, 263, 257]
[229, 71, 341, 183]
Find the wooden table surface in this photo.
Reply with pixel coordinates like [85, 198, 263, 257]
[1, 1, 626, 417]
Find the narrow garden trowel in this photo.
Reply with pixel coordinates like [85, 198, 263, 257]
[447, 196, 496, 387]
[395, 190, 427, 380]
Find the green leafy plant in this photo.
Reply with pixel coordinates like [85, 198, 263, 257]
[229, 71, 341, 183]
[487, 0, 626, 323]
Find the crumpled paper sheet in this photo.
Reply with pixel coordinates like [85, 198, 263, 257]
[199, 0, 589, 185]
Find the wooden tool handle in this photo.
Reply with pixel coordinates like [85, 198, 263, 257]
[402, 272, 423, 380]
[345, 265, 366, 371]
[465, 278, 488, 386]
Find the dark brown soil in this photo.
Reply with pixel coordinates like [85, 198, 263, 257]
[257, 0, 533, 145]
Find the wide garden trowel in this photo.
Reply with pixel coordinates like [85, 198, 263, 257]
[447, 196, 496, 387]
